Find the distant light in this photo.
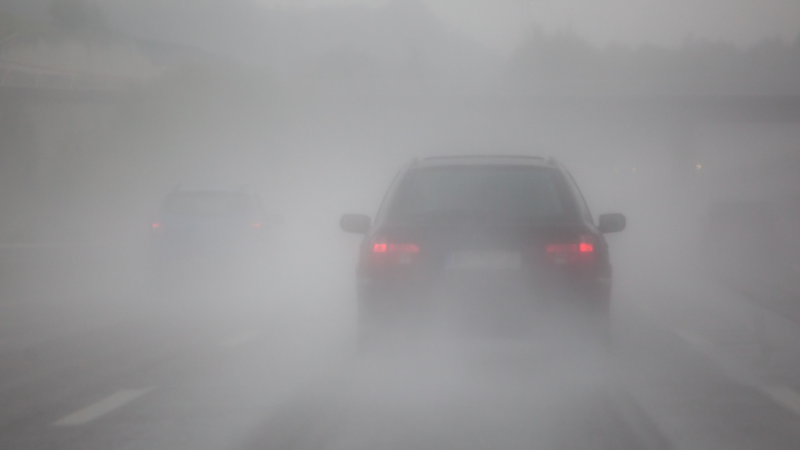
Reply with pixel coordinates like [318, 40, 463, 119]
[631, 167, 637, 173]
[252, 222, 262, 228]
[696, 164, 702, 170]
[151, 222, 162, 229]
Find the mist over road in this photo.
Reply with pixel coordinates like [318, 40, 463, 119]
[0, 221, 799, 449]
[2, 1, 800, 449]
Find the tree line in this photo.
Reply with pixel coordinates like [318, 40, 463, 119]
[508, 30, 800, 95]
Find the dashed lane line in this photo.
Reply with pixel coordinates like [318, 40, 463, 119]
[53, 388, 153, 427]
[760, 386, 800, 418]
[672, 329, 716, 355]
[614, 388, 673, 450]
[630, 303, 800, 420]
[673, 327, 800, 419]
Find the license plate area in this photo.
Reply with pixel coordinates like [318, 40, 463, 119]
[446, 251, 522, 270]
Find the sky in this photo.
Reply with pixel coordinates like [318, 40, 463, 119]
[256, 0, 800, 53]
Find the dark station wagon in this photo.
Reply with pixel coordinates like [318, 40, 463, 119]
[341, 155, 626, 343]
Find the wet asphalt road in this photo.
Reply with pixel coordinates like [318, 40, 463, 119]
[1, 245, 800, 450]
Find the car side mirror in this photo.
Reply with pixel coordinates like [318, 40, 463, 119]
[598, 213, 626, 233]
[340, 214, 371, 234]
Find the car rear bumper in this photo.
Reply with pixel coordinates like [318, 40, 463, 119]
[358, 269, 611, 316]
[357, 272, 611, 344]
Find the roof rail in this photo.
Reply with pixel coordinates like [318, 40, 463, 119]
[421, 155, 548, 160]
[420, 155, 550, 162]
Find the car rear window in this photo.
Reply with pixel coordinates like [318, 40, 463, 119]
[389, 166, 570, 222]
[164, 192, 250, 216]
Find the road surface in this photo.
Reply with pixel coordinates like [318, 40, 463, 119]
[0, 243, 799, 450]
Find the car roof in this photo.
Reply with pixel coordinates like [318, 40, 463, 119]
[411, 155, 558, 168]
[169, 189, 246, 194]
[167, 186, 252, 195]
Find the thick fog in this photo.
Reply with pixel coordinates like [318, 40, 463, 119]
[2, 1, 800, 449]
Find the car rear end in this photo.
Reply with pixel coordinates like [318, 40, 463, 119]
[150, 190, 264, 275]
[354, 158, 613, 334]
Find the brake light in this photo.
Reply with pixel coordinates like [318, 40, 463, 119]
[546, 237, 595, 265]
[252, 222, 262, 229]
[373, 243, 419, 253]
[546, 243, 593, 253]
[369, 241, 420, 266]
[151, 222, 164, 236]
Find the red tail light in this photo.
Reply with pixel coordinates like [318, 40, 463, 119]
[369, 241, 420, 266]
[252, 222, 262, 229]
[151, 222, 164, 236]
[373, 243, 419, 253]
[546, 237, 595, 265]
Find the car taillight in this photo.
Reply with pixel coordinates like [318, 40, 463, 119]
[151, 222, 164, 236]
[369, 241, 420, 265]
[546, 236, 595, 265]
[373, 243, 419, 253]
[252, 222, 262, 229]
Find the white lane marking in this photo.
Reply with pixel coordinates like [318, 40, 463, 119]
[219, 330, 263, 348]
[53, 388, 152, 426]
[760, 386, 800, 418]
[674, 328, 800, 419]
[672, 328, 759, 385]
[673, 329, 716, 355]
[613, 388, 671, 450]
[631, 293, 800, 420]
